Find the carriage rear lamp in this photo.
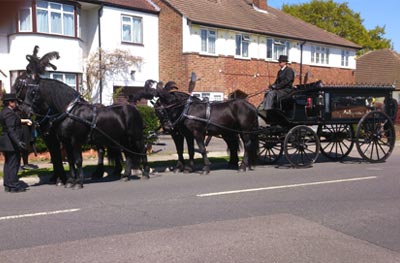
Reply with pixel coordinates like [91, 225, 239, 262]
[306, 97, 313, 108]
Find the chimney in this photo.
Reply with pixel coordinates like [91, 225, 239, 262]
[253, 0, 267, 11]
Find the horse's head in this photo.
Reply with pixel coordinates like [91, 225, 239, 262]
[23, 83, 49, 116]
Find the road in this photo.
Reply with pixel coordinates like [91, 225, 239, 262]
[0, 145, 400, 262]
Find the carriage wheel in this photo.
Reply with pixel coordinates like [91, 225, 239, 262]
[355, 111, 395, 163]
[284, 125, 320, 168]
[258, 133, 283, 164]
[317, 124, 354, 160]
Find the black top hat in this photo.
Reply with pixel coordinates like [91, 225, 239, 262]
[2, 93, 17, 102]
[278, 55, 289, 62]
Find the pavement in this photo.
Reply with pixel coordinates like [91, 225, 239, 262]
[0, 135, 230, 185]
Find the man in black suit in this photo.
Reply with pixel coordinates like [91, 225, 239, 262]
[262, 55, 295, 110]
[0, 93, 31, 193]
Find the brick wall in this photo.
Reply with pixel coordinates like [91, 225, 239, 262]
[183, 54, 355, 105]
[152, 0, 187, 87]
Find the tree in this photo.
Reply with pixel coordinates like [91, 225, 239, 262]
[84, 48, 142, 102]
[282, 0, 391, 54]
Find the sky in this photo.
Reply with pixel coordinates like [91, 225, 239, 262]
[268, 0, 400, 52]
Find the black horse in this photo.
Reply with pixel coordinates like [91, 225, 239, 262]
[22, 78, 149, 188]
[143, 80, 259, 173]
[13, 72, 68, 185]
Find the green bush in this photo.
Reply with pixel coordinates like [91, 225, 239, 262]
[136, 105, 159, 143]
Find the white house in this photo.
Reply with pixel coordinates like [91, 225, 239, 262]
[0, 0, 159, 105]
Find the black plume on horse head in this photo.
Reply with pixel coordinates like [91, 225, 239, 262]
[26, 46, 60, 75]
[164, 81, 178, 91]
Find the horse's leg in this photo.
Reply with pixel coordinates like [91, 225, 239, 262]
[171, 132, 185, 172]
[140, 148, 150, 180]
[239, 133, 251, 172]
[121, 152, 132, 181]
[64, 142, 77, 188]
[184, 134, 195, 173]
[73, 145, 84, 189]
[223, 134, 239, 170]
[113, 150, 123, 177]
[107, 147, 122, 177]
[42, 131, 66, 185]
[193, 132, 210, 174]
[91, 146, 105, 179]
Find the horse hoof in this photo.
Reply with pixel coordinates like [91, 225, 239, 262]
[73, 184, 84, 190]
[120, 176, 130, 182]
[56, 181, 64, 187]
[65, 182, 74, 188]
[201, 169, 210, 175]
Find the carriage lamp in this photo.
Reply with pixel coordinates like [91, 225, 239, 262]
[306, 97, 313, 109]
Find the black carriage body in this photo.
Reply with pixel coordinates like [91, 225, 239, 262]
[270, 85, 395, 126]
[258, 84, 396, 167]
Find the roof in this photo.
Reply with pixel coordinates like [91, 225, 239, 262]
[163, 0, 360, 49]
[356, 49, 400, 86]
[78, 0, 159, 13]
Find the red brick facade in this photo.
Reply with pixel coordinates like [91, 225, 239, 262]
[154, 0, 356, 106]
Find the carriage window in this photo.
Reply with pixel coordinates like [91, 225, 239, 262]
[19, 8, 32, 32]
[122, 15, 143, 44]
[341, 50, 349, 67]
[266, 38, 289, 60]
[235, 34, 249, 58]
[200, 29, 216, 54]
[311, 45, 330, 65]
[36, 1, 75, 36]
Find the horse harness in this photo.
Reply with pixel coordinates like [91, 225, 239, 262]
[19, 81, 101, 143]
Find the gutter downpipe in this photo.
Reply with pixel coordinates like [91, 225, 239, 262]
[98, 4, 103, 104]
[300, 41, 306, 85]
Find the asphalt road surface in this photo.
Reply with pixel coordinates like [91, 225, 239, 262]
[0, 145, 400, 262]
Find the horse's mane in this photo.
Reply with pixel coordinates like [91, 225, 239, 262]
[38, 78, 82, 112]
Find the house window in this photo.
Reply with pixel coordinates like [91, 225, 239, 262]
[122, 15, 143, 44]
[341, 50, 349, 67]
[42, 72, 78, 90]
[235, 34, 249, 57]
[311, 46, 330, 65]
[192, 92, 224, 102]
[18, 8, 32, 32]
[200, 29, 216, 54]
[266, 38, 290, 60]
[36, 1, 75, 36]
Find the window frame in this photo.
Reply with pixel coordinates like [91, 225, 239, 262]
[235, 34, 250, 58]
[200, 28, 216, 54]
[341, 49, 349, 67]
[311, 45, 330, 65]
[17, 0, 78, 38]
[18, 7, 32, 32]
[121, 15, 143, 45]
[266, 38, 290, 61]
[192, 91, 224, 102]
[42, 72, 80, 91]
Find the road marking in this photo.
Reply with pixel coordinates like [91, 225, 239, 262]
[0, 208, 81, 221]
[197, 176, 377, 197]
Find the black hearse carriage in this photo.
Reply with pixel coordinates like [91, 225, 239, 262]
[258, 81, 397, 167]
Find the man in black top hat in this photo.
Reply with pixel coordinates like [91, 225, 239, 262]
[0, 93, 30, 192]
[262, 55, 295, 111]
